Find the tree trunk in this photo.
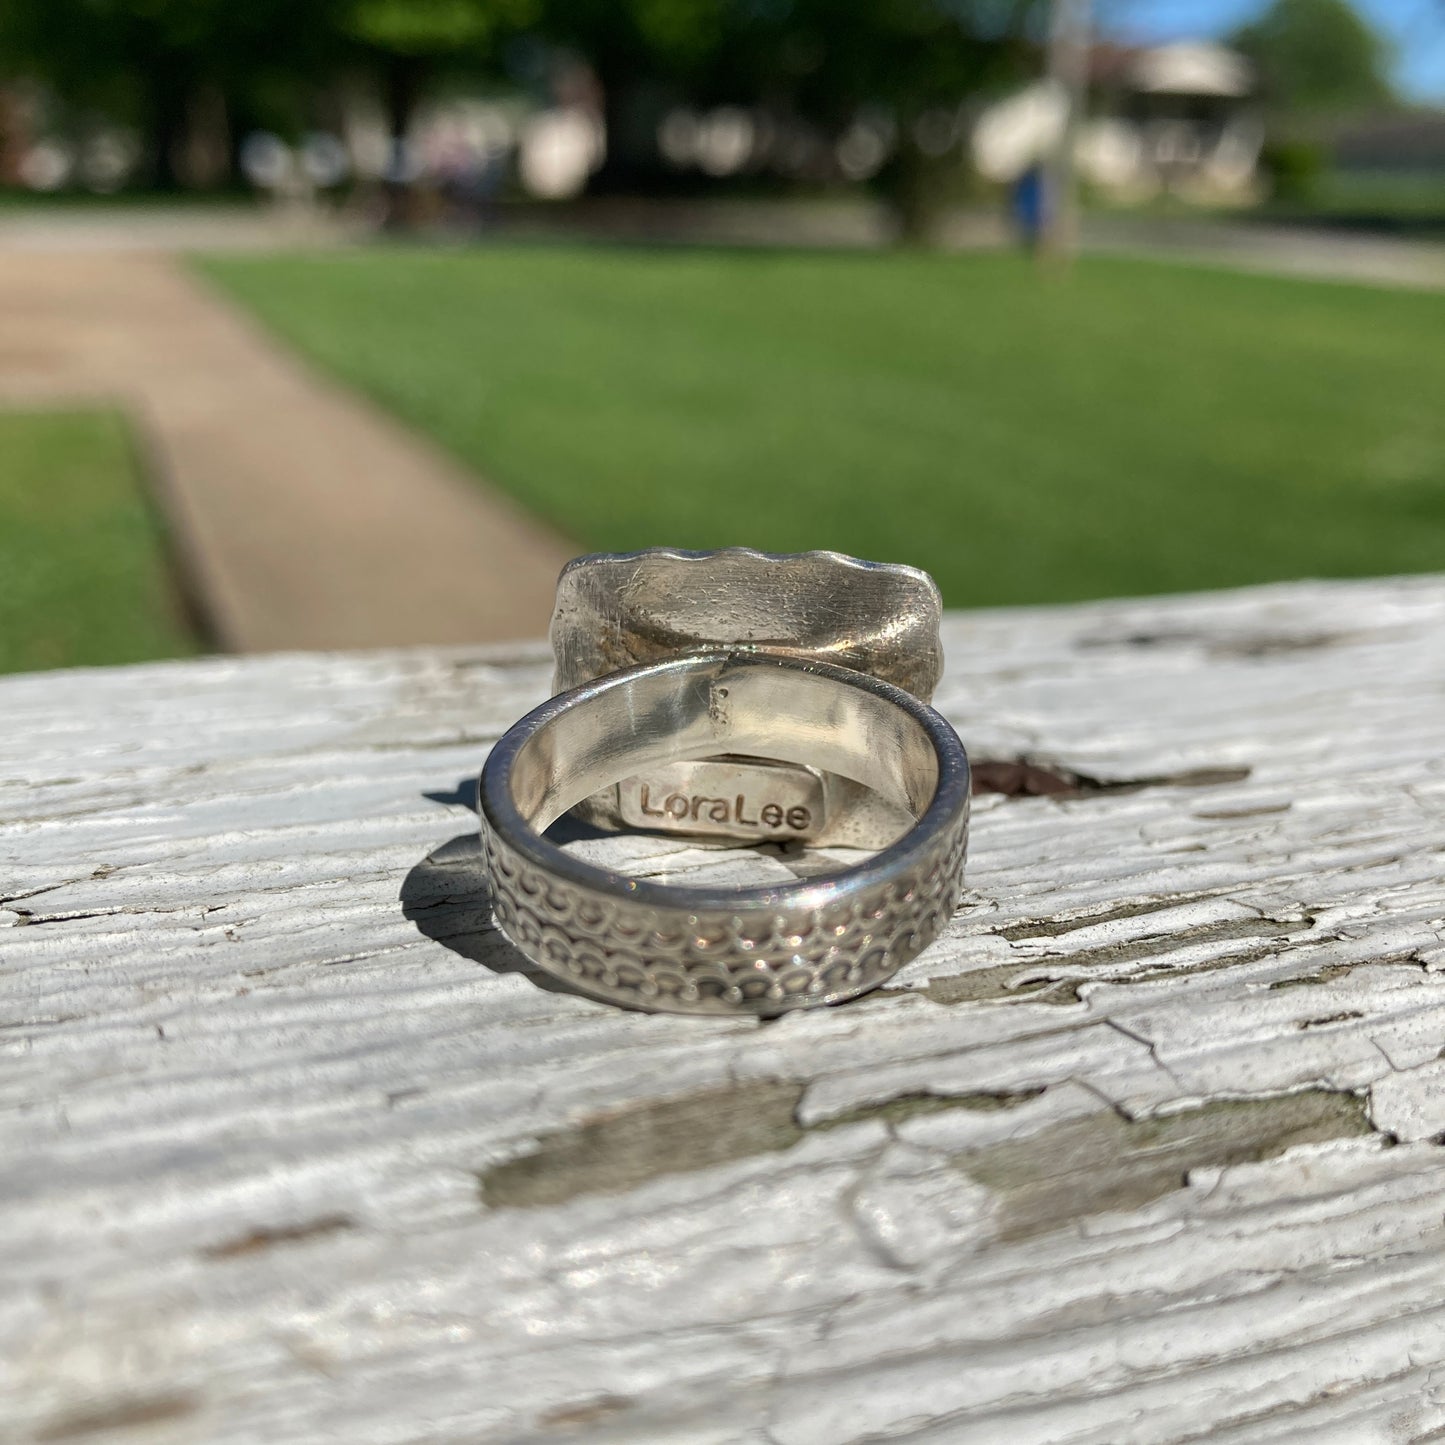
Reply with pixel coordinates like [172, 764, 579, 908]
[585, 54, 659, 193]
[380, 54, 428, 229]
[878, 139, 950, 246]
[147, 62, 192, 191]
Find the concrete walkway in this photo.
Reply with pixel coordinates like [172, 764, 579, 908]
[0, 248, 574, 651]
[453, 198, 1445, 291]
[1081, 214, 1445, 292]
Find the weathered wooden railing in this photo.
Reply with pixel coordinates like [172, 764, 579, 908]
[4, 575, 1444, 1443]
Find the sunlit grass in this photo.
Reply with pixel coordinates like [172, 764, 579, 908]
[200, 246, 1445, 607]
[0, 410, 196, 673]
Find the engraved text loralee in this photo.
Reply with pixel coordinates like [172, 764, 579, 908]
[638, 783, 812, 833]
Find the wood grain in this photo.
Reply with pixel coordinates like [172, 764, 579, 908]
[3, 576, 1444, 1443]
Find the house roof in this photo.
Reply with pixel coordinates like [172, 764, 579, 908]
[1129, 42, 1254, 98]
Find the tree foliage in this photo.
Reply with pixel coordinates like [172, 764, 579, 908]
[342, 0, 538, 58]
[538, 0, 1037, 228]
[1231, 0, 1393, 116]
[0, 0, 1037, 206]
[0, 0, 340, 182]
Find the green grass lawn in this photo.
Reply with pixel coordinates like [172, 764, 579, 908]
[0, 410, 197, 673]
[199, 247, 1445, 608]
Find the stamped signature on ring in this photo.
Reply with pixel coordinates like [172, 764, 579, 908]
[617, 758, 825, 840]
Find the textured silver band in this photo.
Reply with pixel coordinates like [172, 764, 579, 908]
[478, 651, 970, 1016]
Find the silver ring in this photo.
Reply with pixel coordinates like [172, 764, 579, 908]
[478, 647, 970, 1016]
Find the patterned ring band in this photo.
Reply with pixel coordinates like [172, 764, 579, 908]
[478, 651, 970, 1016]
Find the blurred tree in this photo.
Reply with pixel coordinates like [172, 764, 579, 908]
[0, 0, 535, 189]
[341, 0, 538, 154]
[0, 0, 338, 187]
[1231, 0, 1394, 116]
[532, 0, 728, 189]
[541, 0, 1039, 237]
[770, 0, 1040, 239]
[0, 0, 1036, 224]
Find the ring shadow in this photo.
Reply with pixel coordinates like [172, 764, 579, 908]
[402, 779, 617, 1003]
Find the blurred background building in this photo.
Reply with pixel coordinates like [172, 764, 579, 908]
[975, 41, 1262, 203]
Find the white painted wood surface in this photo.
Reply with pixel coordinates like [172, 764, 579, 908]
[3, 575, 1444, 1445]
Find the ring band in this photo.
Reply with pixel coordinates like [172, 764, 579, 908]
[478, 650, 970, 1016]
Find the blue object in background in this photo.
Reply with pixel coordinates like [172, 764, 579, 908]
[1011, 165, 1047, 247]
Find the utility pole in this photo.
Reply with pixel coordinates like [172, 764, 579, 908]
[1040, 0, 1091, 266]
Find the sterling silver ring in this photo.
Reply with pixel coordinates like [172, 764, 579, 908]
[477, 549, 970, 1016]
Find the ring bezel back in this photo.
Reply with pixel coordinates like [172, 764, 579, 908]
[548, 549, 944, 846]
[551, 547, 943, 698]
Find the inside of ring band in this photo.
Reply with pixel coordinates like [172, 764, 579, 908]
[509, 656, 941, 834]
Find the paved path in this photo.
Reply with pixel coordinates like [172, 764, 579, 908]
[481, 198, 1445, 290]
[0, 248, 574, 651]
[0, 201, 360, 255]
[1082, 215, 1445, 291]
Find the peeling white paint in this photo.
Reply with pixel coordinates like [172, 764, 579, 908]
[2, 576, 1444, 1442]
